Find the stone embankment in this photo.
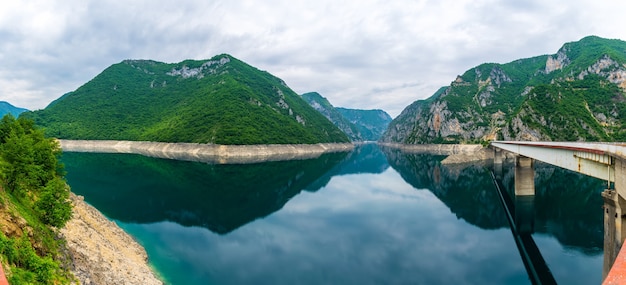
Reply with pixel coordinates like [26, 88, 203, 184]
[60, 194, 163, 285]
[379, 143, 493, 164]
[59, 140, 354, 164]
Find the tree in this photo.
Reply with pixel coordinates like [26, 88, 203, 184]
[35, 177, 72, 228]
[0, 115, 71, 227]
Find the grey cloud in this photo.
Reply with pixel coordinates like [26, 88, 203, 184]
[0, 0, 625, 114]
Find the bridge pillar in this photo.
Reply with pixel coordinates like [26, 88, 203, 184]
[514, 156, 535, 196]
[605, 158, 626, 279]
[494, 148, 503, 165]
[515, 195, 535, 234]
[603, 189, 626, 279]
[493, 148, 503, 179]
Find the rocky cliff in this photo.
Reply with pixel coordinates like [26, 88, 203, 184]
[381, 36, 626, 143]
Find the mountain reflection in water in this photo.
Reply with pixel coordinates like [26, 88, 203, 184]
[381, 146, 604, 255]
[62, 144, 604, 285]
[63, 151, 348, 234]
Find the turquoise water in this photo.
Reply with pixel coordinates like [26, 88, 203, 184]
[62, 144, 604, 284]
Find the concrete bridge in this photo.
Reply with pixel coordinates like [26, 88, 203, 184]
[490, 141, 626, 284]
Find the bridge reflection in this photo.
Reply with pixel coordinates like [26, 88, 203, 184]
[490, 141, 626, 282]
[491, 169, 556, 284]
[382, 146, 605, 283]
[382, 147, 604, 251]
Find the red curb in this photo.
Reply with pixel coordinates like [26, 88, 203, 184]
[604, 245, 626, 285]
[0, 264, 8, 285]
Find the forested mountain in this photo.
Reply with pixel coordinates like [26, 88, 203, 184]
[302, 92, 392, 141]
[27, 55, 349, 145]
[0, 101, 28, 118]
[301, 92, 363, 141]
[381, 36, 626, 143]
[336, 107, 392, 141]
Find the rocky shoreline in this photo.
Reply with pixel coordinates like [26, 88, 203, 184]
[60, 194, 163, 285]
[59, 140, 354, 164]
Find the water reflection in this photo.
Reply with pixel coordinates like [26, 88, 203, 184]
[63, 151, 347, 234]
[381, 147, 605, 284]
[117, 166, 528, 285]
[61, 145, 605, 285]
[381, 146, 604, 255]
[381, 147, 508, 229]
[502, 161, 605, 254]
[305, 143, 389, 191]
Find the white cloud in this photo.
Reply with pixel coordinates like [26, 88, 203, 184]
[0, 0, 625, 116]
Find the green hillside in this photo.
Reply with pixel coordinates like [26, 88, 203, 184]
[27, 55, 349, 145]
[0, 102, 28, 118]
[382, 36, 626, 143]
[301, 92, 362, 141]
[302, 92, 392, 141]
[336, 107, 392, 141]
[0, 115, 73, 284]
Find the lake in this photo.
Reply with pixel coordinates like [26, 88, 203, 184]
[61, 143, 604, 284]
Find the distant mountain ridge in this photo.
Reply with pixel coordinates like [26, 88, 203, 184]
[336, 107, 392, 141]
[26, 55, 349, 145]
[0, 101, 28, 118]
[302, 92, 391, 141]
[381, 36, 626, 143]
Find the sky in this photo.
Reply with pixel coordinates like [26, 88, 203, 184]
[1, 0, 626, 118]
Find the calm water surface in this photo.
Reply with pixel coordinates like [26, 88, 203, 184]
[62, 144, 604, 285]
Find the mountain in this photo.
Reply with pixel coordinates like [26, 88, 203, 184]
[336, 107, 392, 141]
[301, 92, 362, 141]
[302, 92, 392, 141]
[27, 55, 349, 145]
[0, 101, 28, 118]
[381, 36, 626, 143]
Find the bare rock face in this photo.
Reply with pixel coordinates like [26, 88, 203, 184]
[545, 49, 570, 74]
[60, 194, 163, 285]
[578, 55, 626, 89]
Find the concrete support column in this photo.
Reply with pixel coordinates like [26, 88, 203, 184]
[494, 148, 503, 179]
[515, 195, 535, 234]
[514, 156, 535, 196]
[614, 158, 626, 246]
[603, 190, 622, 280]
[605, 158, 626, 280]
[494, 148, 503, 165]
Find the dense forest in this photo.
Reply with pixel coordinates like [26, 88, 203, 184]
[0, 115, 72, 284]
[27, 55, 349, 145]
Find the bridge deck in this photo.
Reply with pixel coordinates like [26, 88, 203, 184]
[492, 141, 626, 159]
[491, 141, 620, 183]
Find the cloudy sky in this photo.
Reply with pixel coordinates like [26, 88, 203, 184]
[1, 0, 625, 117]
